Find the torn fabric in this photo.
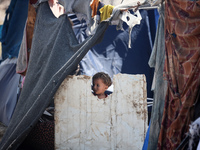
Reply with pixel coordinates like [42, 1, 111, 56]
[0, 1, 109, 150]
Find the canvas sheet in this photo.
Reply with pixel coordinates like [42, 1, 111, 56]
[0, 1, 109, 149]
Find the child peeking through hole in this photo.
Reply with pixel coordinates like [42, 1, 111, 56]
[92, 72, 112, 99]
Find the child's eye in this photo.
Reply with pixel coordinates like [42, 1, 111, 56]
[97, 84, 99, 87]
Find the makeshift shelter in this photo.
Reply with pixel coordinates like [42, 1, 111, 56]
[0, 0, 199, 149]
[1, 1, 156, 149]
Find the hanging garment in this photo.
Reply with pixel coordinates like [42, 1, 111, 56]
[16, 3, 36, 76]
[157, 0, 200, 149]
[147, 4, 167, 150]
[99, 5, 114, 21]
[0, 1, 109, 150]
[0, 0, 28, 60]
[57, 0, 92, 34]
[121, 10, 142, 48]
[90, 0, 100, 18]
[76, 9, 155, 100]
[0, 58, 20, 126]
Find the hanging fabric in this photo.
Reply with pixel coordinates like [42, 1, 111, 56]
[157, 0, 200, 149]
[0, 1, 109, 149]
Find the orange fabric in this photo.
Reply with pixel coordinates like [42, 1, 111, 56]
[26, 3, 36, 51]
[90, 0, 100, 17]
[157, 0, 200, 149]
[19, 3, 36, 76]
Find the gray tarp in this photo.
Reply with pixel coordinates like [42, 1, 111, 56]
[0, 1, 108, 149]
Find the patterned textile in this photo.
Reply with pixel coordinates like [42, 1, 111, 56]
[157, 0, 200, 149]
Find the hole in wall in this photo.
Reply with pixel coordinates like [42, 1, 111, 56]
[91, 84, 114, 99]
[90, 72, 113, 99]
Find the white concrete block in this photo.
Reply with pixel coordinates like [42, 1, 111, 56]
[54, 74, 147, 150]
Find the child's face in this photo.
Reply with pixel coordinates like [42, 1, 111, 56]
[92, 78, 108, 96]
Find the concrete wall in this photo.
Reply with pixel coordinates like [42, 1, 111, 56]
[54, 74, 147, 150]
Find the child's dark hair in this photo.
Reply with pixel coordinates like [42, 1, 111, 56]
[92, 72, 112, 87]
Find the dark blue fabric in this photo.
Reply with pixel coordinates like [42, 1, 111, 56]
[0, 25, 3, 41]
[1, 0, 28, 60]
[147, 9, 159, 45]
[72, 10, 157, 99]
[0, 61, 20, 126]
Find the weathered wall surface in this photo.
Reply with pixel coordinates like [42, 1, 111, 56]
[54, 74, 147, 150]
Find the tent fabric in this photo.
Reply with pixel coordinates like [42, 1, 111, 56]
[147, 4, 167, 150]
[0, 0, 28, 60]
[0, 58, 20, 126]
[157, 0, 200, 149]
[0, 1, 109, 149]
[77, 10, 156, 99]
[75, 9, 157, 123]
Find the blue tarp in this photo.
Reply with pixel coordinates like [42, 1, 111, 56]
[72, 9, 159, 100]
[0, 0, 28, 60]
[142, 120, 151, 150]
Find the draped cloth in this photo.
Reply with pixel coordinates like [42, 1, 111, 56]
[147, 4, 167, 150]
[157, 0, 200, 149]
[0, 1, 109, 150]
[1, 0, 28, 60]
